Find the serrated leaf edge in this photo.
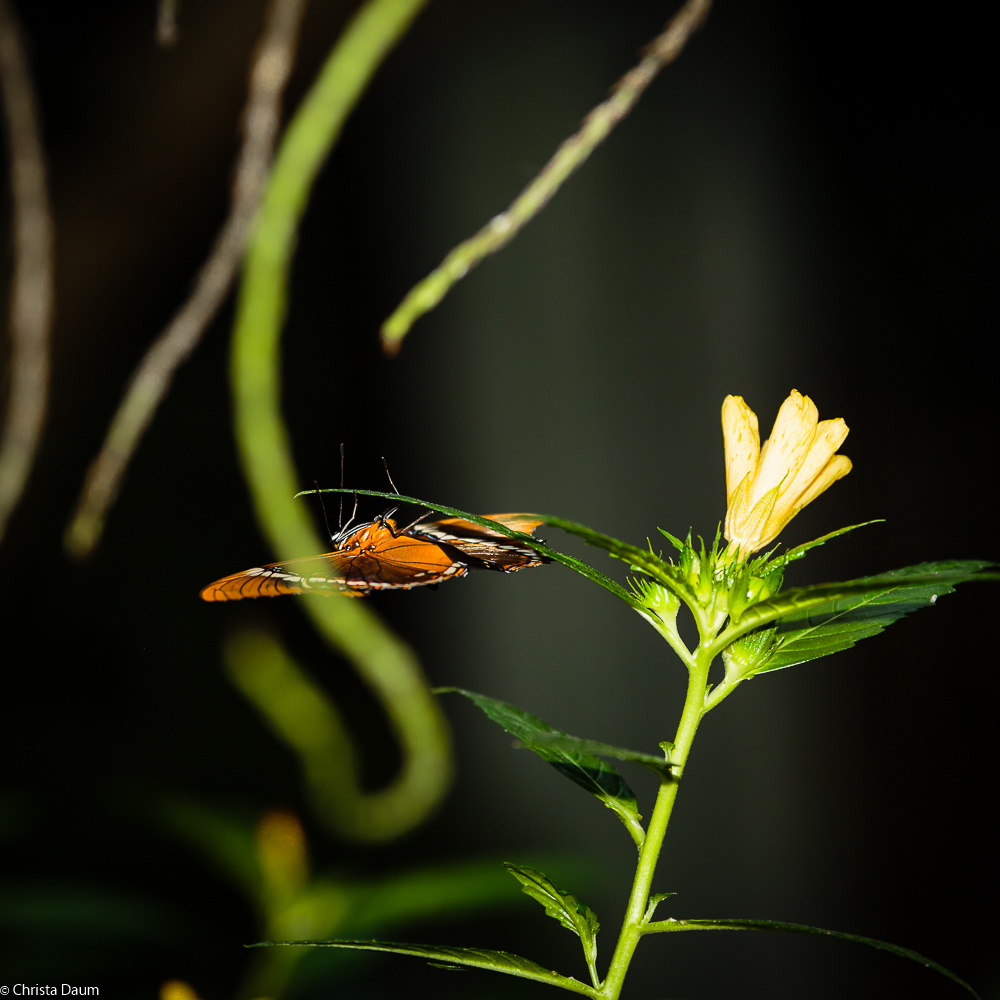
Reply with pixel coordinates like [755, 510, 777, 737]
[641, 918, 978, 997]
[248, 938, 598, 996]
[436, 687, 652, 846]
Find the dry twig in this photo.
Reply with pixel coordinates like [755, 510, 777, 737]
[0, 0, 55, 544]
[65, 0, 309, 558]
[157, 0, 181, 48]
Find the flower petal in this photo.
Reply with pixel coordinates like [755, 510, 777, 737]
[721, 395, 760, 504]
[780, 417, 849, 510]
[791, 453, 852, 512]
[747, 390, 818, 509]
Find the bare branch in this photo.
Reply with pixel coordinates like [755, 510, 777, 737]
[380, 0, 713, 355]
[157, 0, 181, 48]
[65, 0, 309, 558]
[0, 0, 55, 544]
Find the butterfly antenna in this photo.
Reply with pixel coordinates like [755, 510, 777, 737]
[342, 491, 359, 534]
[338, 442, 346, 530]
[382, 456, 401, 495]
[314, 480, 335, 542]
[385, 506, 429, 537]
[400, 510, 433, 535]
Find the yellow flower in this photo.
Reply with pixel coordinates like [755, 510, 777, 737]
[722, 390, 852, 556]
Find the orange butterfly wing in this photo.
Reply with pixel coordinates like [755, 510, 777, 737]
[407, 512, 548, 572]
[200, 518, 469, 602]
[430, 513, 546, 536]
[336, 521, 469, 589]
[199, 552, 357, 601]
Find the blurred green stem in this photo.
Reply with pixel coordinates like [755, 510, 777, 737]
[230, 0, 450, 842]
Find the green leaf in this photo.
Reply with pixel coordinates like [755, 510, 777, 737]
[298, 488, 644, 612]
[343, 857, 571, 933]
[436, 687, 663, 846]
[777, 521, 883, 565]
[542, 514, 699, 605]
[504, 865, 599, 977]
[642, 917, 978, 997]
[0, 886, 174, 943]
[541, 515, 671, 578]
[716, 561, 997, 667]
[436, 688, 672, 777]
[248, 938, 597, 996]
[764, 618, 889, 672]
[151, 797, 261, 900]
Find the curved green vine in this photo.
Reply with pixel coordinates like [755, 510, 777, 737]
[229, 0, 450, 842]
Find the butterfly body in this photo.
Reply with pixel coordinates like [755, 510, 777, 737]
[200, 511, 546, 602]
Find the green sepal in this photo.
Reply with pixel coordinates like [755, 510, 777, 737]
[628, 577, 680, 621]
[643, 891, 678, 922]
[721, 628, 778, 683]
[655, 527, 721, 605]
[504, 864, 599, 976]
[656, 528, 686, 553]
[436, 687, 670, 846]
[641, 917, 978, 997]
[726, 566, 783, 624]
[248, 938, 597, 996]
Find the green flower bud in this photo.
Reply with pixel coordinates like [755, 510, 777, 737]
[721, 628, 778, 683]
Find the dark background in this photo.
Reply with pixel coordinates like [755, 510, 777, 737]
[1, 0, 995, 997]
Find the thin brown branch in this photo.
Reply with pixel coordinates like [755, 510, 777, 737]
[157, 0, 181, 48]
[65, 0, 309, 558]
[0, 0, 55, 544]
[380, 0, 713, 354]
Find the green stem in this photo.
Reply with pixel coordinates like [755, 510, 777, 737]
[599, 646, 712, 998]
[230, 0, 451, 842]
[378, 0, 712, 354]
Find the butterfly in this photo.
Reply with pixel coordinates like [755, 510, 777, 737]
[200, 510, 548, 602]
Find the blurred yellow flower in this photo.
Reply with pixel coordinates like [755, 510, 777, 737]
[722, 389, 852, 555]
[160, 984, 202, 1000]
[256, 809, 309, 897]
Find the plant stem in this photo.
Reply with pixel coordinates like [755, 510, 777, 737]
[599, 647, 711, 998]
[0, 0, 54, 545]
[378, 0, 713, 354]
[230, 0, 452, 842]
